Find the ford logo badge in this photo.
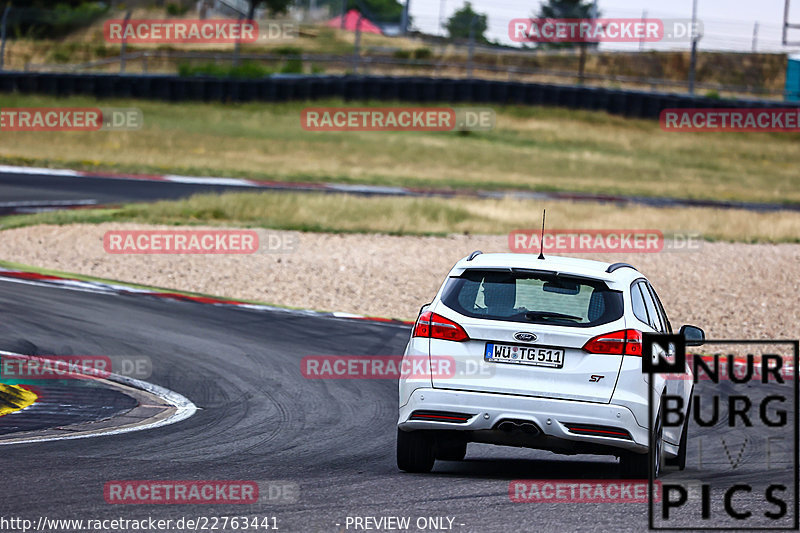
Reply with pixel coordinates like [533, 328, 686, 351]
[513, 332, 537, 342]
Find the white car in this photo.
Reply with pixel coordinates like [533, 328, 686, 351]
[397, 252, 704, 476]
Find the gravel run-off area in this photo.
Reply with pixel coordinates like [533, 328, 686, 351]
[2, 223, 799, 341]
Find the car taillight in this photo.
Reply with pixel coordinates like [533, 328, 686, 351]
[582, 329, 642, 356]
[412, 311, 469, 342]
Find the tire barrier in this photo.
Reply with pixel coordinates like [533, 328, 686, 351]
[0, 72, 796, 119]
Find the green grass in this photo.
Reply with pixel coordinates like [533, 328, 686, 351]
[0, 94, 799, 204]
[176, 60, 274, 78]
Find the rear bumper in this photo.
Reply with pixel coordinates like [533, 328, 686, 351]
[397, 388, 649, 453]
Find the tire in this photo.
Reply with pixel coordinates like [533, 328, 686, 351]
[436, 441, 467, 461]
[621, 404, 664, 479]
[620, 449, 649, 479]
[665, 394, 691, 470]
[397, 429, 435, 473]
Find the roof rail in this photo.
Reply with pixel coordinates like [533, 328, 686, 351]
[606, 262, 638, 273]
[466, 250, 483, 261]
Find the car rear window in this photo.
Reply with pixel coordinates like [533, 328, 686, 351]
[441, 269, 623, 327]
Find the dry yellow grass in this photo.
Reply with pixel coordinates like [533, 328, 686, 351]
[0, 95, 799, 205]
[4, 191, 799, 243]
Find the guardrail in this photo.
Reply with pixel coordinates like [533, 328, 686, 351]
[0, 71, 796, 119]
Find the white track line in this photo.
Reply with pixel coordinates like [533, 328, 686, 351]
[163, 175, 260, 187]
[0, 351, 196, 446]
[0, 165, 81, 177]
[0, 200, 97, 207]
[0, 270, 413, 325]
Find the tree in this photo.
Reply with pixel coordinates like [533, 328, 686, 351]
[445, 2, 487, 42]
[313, 0, 405, 24]
[534, 0, 599, 50]
[536, 0, 596, 19]
[355, 0, 404, 22]
[247, 0, 294, 20]
[9, 0, 87, 6]
[263, 0, 293, 13]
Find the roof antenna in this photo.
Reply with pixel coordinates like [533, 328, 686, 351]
[538, 209, 546, 260]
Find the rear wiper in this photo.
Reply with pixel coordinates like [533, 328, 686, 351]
[524, 311, 582, 321]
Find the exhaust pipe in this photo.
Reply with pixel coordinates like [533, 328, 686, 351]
[496, 419, 540, 435]
[498, 421, 517, 432]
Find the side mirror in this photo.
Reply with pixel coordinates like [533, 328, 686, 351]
[679, 325, 705, 347]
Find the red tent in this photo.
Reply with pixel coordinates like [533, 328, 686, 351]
[326, 9, 383, 35]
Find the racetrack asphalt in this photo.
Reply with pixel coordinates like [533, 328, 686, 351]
[2, 166, 799, 215]
[0, 171, 256, 214]
[0, 276, 795, 532]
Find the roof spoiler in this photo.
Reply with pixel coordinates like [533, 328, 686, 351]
[606, 262, 638, 273]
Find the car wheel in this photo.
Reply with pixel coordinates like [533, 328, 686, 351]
[436, 441, 467, 461]
[621, 405, 664, 479]
[397, 429, 435, 473]
[665, 395, 691, 470]
[620, 450, 648, 479]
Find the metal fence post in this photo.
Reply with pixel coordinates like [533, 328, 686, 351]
[639, 10, 647, 51]
[688, 0, 699, 95]
[233, 13, 243, 67]
[401, 0, 410, 35]
[0, 4, 10, 72]
[120, 10, 131, 73]
[352, 14, 362, 74]
[467, 15, 477, 79]
[578, 44, 587, 85]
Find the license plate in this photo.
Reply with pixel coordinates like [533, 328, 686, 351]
[484, 343, 564, 368]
